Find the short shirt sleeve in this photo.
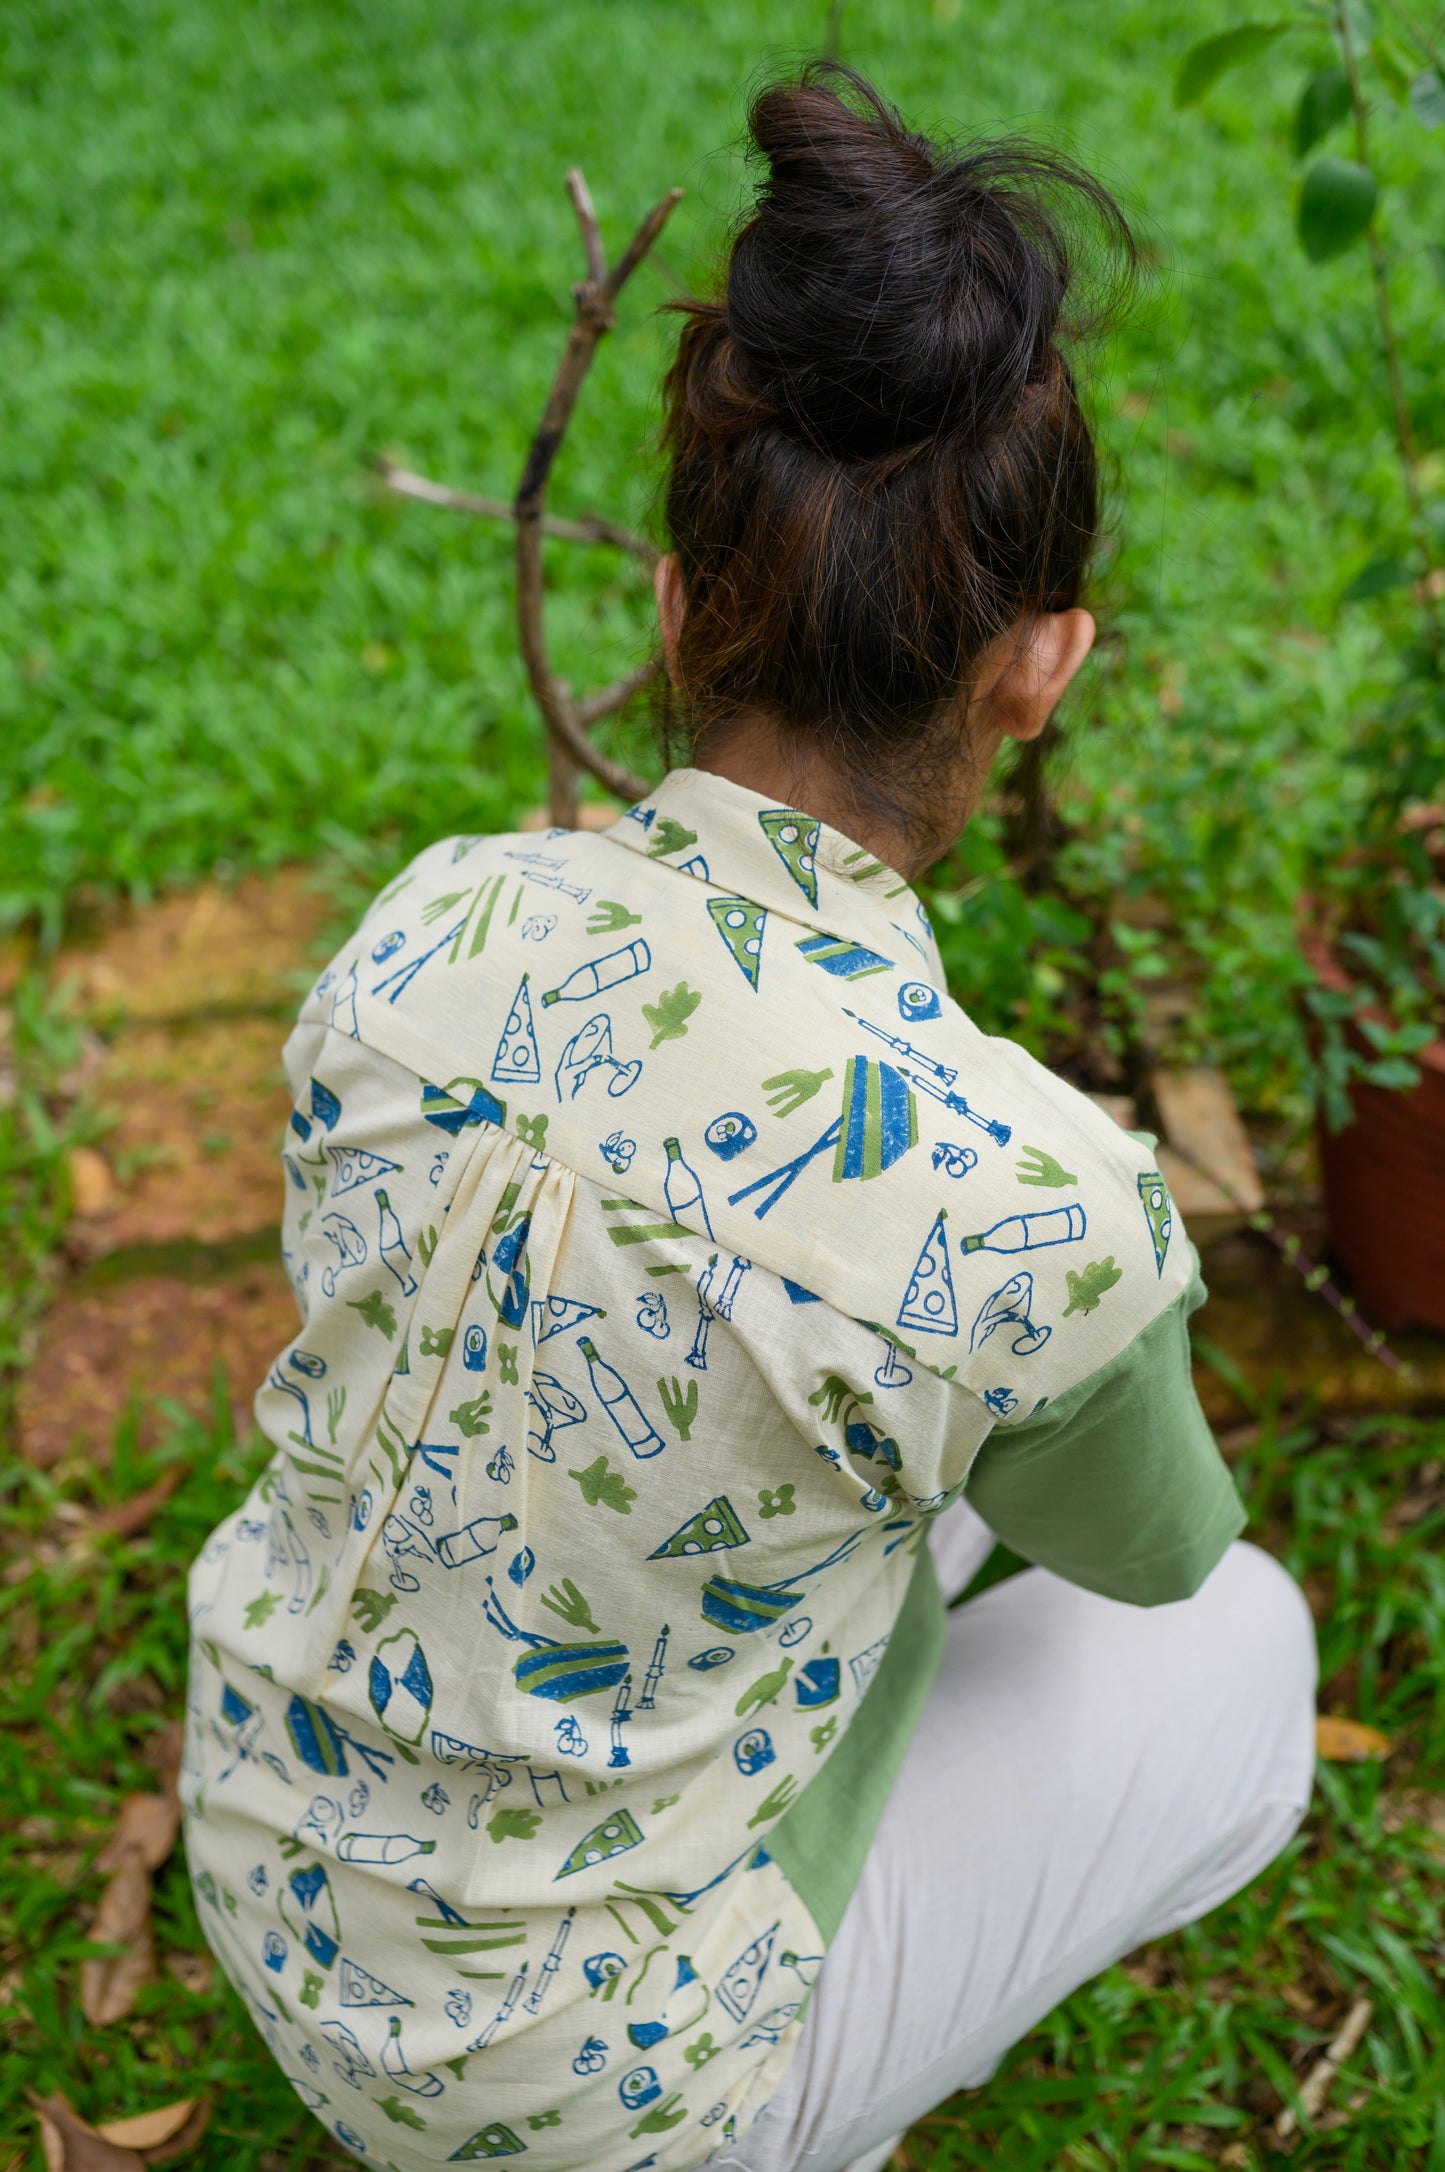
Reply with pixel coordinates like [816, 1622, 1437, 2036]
[962, 1258, 1244, 1606]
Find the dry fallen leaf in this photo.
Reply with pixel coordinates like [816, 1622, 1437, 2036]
[80, 1859, 156, 2028]
[28, 2091, 210, 2171]
[80, 1745, 184, 2027]
[1316, 1715, 1393, 1762]
[132, 2104, 210, 2164]
[27, 2095, 145, 2172]
[94, 1790, 182, 1877]
[162, 1950, 214, 1996]
[66, 1147, 116, 1218]
[95, 2102, 204, 2153]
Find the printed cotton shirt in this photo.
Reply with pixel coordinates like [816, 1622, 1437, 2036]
[183, 768, 1243, 2172]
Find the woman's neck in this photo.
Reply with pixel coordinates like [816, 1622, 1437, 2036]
[691, 710, 988, 882]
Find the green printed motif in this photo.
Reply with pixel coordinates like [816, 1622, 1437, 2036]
[758, 807, 821, 908]
[185, 766, 1200, 2172]
[707, 896, 767, 989]
[569, 1455, 637, 1514]
[1062, 1257, 1124, 1317]
[642, 982, 702, 1050]
[1016, 1144, 1077, 1189]
[1138, 1169, 1174, 1275]
[647, 817, 698, 860]
[762, 1066, 833, 1118]
[658, 1375, 699, 1441]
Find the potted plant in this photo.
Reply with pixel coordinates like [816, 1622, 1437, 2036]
[1176, 2, 1445, 1331]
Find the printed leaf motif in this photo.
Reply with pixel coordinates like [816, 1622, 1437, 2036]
[348, 1289, 397, 1337]
[379, 2096, 427, 2130]
[641, 981, 702, 1050]
[1061, 1257, 1124, 1317]
[568, 1455, 637, 1515]
[488, 1807, 542, 1843]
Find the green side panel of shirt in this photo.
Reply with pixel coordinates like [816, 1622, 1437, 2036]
[962, 1269, 1246, 1608]
[765, 1541, 946, 1944]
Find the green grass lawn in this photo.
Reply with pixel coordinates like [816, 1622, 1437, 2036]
[3, 2, 1445, 2167]
[2, 0, 1442, 1092]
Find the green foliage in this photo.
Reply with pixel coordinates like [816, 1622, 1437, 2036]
[1297, 155, 1378, 261]
[2, 0, 1442, 1112]
[1173, 21, 1294, 109]
[1409, 66, 1445, 129]
[1294, 67, 1351, 158]
[0, 972, 96, 1424]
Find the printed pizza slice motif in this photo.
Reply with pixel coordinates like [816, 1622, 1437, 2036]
[339, 1957, 413, 2008]
[530, 1293, 605, 1344]
[758, 807, 821, 908]
[491, 973, 541, 1085]
[1138, 1169, 1173, 1276]
[555, 1808, 645, 1880]
[648, 1496, 751, 1559]
[707, 896, 767, 989]
[897, 1209, 958, 1336]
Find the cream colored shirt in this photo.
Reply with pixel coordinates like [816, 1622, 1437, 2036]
[183, 768, 1240, 2172]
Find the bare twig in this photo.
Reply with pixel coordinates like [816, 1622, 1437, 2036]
[375, 460, 656, 562]
[1157, 1123, 1412, 1379]
[577, 657, 661, 730]
[514, 171, 682, 819]
[1273, 1996, 1374, 2140]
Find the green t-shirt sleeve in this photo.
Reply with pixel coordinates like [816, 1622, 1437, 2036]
[961, 1265, 1244, 1607]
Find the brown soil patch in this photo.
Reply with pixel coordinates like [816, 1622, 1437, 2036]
[52, 866, 335, 1025]
[1193, 1230, 1445, 1427]
[67, 1015, 291, 1257]
[17, 1253, 297, 1467]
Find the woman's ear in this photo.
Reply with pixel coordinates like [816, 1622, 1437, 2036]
[989, 609, 1096, 743]
[654, 552, 686, 682]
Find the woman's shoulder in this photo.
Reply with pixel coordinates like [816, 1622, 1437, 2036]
[285, 815, 1190, 1428]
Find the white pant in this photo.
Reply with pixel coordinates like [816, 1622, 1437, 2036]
[709, 1503, 1318, 2172]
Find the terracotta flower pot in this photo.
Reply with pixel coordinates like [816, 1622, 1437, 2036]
[1300, 921, 1445, 1335]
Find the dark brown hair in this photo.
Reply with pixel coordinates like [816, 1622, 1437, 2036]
[660, 64, 1137, 806]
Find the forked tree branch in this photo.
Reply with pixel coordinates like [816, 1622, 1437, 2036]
[375, 459, 657, 563]
[513, 171, 683, 818]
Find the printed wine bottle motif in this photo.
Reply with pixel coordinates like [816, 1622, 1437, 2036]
[375, 1188, 418, 1295]
[540, 940, 651, 1007]
[663, 1136, 714, 1238]
[577, 1335, 666, 1458]
[957, 1204, 1087, 1255]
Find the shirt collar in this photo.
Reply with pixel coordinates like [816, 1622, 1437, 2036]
[600, 767, 942, 977]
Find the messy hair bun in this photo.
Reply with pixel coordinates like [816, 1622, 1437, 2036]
[661, 63, 1136, 796]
